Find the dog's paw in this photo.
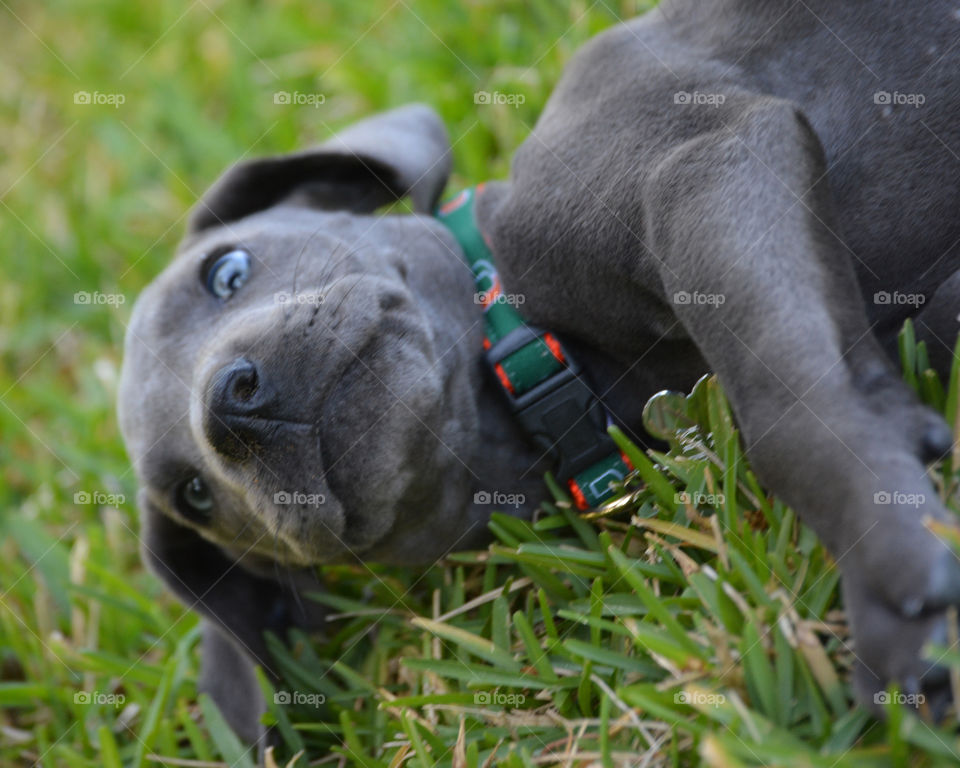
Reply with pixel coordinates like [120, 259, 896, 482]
[844, 553, 960, 721]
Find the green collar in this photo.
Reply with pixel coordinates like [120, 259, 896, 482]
[434, 185, 630, 509]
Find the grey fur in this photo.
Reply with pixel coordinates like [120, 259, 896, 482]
[119, 1, 960, 741]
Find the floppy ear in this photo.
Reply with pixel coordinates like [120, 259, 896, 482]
[187, 103, 452, 233]
[140, 499, 324, 742]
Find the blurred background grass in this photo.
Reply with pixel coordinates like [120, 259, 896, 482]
[0, 0, 653, 763]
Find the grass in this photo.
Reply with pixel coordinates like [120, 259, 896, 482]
[2, 0, 960, 765]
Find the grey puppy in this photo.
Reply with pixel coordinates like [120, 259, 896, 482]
[119, 0, 960, 742]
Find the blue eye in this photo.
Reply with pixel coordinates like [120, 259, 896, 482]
[205, 249, 251, 299]
[177, 475, 213, 524]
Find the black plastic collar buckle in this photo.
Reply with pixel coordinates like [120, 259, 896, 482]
[485, 325, 617, 481]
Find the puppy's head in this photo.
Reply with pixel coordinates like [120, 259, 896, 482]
[119, 105, 487, 574]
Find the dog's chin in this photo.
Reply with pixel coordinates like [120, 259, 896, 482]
[261, 371, 467, 565]
[267, 483, 437, 567]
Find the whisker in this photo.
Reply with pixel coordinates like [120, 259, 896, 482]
[329, 272, 366, 326]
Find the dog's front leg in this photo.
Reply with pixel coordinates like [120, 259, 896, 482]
[644, 97, 960, 713]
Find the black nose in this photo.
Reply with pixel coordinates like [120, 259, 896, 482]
[204, 358, 269, 460]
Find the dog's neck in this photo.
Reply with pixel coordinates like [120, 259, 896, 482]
[435, 185, 635, 510]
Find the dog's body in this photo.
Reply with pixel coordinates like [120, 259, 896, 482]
[481, 0, 960, 403]
[120, 0, 960, 742]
